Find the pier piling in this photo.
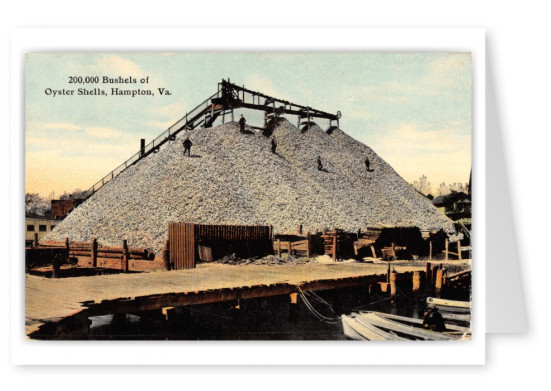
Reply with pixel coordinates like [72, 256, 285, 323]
[122, 240, 129, 273]
[390, 272, 398, 300]
[412, 271, 421, 297]
[91, 237, 98, 268]
[435, 268, 444, 298]
[163, 239, 170, 270]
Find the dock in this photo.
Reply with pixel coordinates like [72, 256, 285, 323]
[25, 261, 446, 337]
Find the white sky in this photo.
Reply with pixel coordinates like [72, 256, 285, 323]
[25, 52, 471, 197]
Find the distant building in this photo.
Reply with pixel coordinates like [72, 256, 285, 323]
[25, 216, 58, 244]
[50, 199, 85, 220]
[432, 191, 471, 225]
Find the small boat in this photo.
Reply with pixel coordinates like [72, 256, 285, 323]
[426, 297, 472, 325]
[426, 297, 471, 311]
[342, 311, 471, 341]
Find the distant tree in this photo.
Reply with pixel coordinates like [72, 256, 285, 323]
[437, 182, 449, 197]
[412, 175, 432, 196]
[59, 191, 71, 200]
[59, 188, 89, 200]
[448, 182, 467, 193]
[71, 188, 90, 199]
[25, 193, 50, 216]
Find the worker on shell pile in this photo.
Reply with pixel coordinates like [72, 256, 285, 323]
[270, 136, 277, 154]
[365, 156, 371, 171]
[317, 156, 323, 171]
[182, 137, 193, 157]
[239, 114, 246, 133]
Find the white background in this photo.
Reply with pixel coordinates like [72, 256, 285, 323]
[1, 0, 549, 389]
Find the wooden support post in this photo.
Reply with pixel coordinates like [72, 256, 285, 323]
[306, 232, 311, 258]
[122, 239, 129, 273]
[431, 264, 438, 279]
[432, 264, 440, 292]
[387, 262, 391, 283]
[297, 225, 303, 235]
[52, 254, 60, 278]
[371, 245, 377, 258]
[34, 233, 39, 247]
[429, 240, 432, 261]
[332, 235, 337, 261]
[390, 272, 398, 300]
[91, 237, 98, 268]
[444, 238, 449, 261]
[289, 293, 298, 322]
[163, 239, 170, 270]
[288, 241, 292, 255]
[162, 307, 175, 322]
[277, 239, 281, 258]
[290, 292, 298, 304]
[425, 262, 432, 294]
[435, 268, 444, 298]
[412, 271, 421, 297]
[458, 240, 462, 260]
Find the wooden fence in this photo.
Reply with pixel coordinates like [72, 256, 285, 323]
[38, 238, 162, 272]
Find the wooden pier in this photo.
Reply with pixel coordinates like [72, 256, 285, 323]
[25, 261, 452, 337]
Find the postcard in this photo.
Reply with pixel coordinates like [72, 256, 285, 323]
[11, 28, 486, 366]
[24, 51, 473, 342]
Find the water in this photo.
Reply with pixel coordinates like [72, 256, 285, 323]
[85, 287, 427, 340]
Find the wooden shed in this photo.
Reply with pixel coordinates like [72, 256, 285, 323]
[168, 222, 273, 270]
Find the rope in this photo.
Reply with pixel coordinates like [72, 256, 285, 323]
[395, 285, 419, 302]
[351, 295, 392, 311]
[297, 287, 341, 324]
[303, 290, 336, 314]
[350, 284, 419, 311]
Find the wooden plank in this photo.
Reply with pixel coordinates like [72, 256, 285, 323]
[427, 297, 471, 309]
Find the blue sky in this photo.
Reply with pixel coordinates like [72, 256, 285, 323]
[26, 52, 471, 197]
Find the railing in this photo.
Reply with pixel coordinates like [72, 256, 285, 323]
[85, 90, 220, 198]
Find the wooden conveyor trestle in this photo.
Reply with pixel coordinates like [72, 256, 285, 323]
[84, 79, 341, 200]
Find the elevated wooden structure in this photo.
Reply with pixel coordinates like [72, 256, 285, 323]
[85, 79, 341, 199]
